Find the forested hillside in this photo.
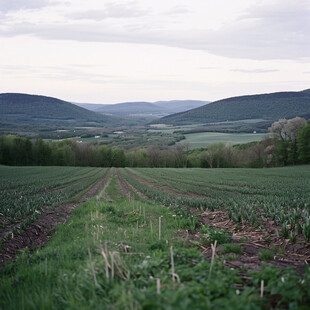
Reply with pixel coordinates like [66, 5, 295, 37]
[154, 90, 310, 125]
[76, 100, 209, 116]
[0, 93, 119, 127]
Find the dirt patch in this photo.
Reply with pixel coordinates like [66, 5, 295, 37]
[0, 169, 111, 266]
[188, 209, 310, 273]
[116, 168, 131, 198]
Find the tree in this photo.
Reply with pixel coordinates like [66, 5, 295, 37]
[269, 117, 307, 165]
[111, 147, 126, 167]
[297, 120, 310, 163]
[99, 146, 112, 167]
[199, 143, 226, 168]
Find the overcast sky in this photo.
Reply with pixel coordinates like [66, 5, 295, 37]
[0, 0, 309, 104]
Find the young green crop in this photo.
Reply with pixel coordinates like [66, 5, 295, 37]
[123, 167, 310, 240]
[0, 166, 107, 231]
[1, 168, 309, 309]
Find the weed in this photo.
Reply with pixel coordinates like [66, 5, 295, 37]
[259, 249, 274, 261]
[264, 236, 271, 244]
[239, 237, 250, 242]
[224, 255, 239, 261]
[221, 243, 243, 254]
[200, 225, 232, 245]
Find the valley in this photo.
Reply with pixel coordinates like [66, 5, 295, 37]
[1, 89, 310, 309]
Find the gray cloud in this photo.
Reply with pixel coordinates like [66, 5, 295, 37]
[0, 64, 119, 84]
[69, 2, 147, 21]
[0, 0, 309, 61]
[230, 69, 279, 73]
[0, 0, 55, 13]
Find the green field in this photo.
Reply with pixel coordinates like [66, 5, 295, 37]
[178, 132, 266, 148]
[0, 166, 107, 232]
[1, 166, 310, 309]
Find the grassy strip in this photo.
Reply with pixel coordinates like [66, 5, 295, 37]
[0, 172, 309, 309]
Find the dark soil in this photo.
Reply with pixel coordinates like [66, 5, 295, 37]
[196, 209, 310, 273]
[0, 169, 111, 266]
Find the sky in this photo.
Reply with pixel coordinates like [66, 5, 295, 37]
[0, 0, 309, 104]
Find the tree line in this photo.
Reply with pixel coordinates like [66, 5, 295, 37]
[0, 117, 309, 168]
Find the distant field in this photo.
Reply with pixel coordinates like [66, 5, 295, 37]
[148, 123, 205, 133]
[178, 132, 266, 148]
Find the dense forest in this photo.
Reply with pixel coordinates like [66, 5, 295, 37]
[0, 93, 123, 128]
[156, 90, 310, 125]
[1, 118, 309, 168]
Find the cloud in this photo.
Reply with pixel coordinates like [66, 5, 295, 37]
[0, 0, 309, 61]
[230, 69, 279, 73]
[0, 0, 55, 13]
[199, 66, 219, 70]
[0, 64, 119, 84]
[69, 2, 147, 21]
[165, 5, 189, 16]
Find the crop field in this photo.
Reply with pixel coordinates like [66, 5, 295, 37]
[177, 132, 266, 148]
[1, 166, 310, 309]
[0, 166, 108, 240]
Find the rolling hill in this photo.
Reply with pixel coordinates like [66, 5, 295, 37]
[0, 93, 120, 127]
[75, 100, 209, 116]
[152, 90, 310, 125]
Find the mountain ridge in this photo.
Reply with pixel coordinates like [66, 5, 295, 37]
[0, 93, 119, 126]
[153, 90, 310, 125]
[75, 100, 209, 116]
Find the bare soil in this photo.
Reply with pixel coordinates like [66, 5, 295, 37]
[194, 209, 310, 273]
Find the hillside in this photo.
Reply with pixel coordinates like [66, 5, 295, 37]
[0, 93, 120, 127]
[76, 100, 209, 116]
[153, 90, 310, 125]
[154, 100, 210, 114]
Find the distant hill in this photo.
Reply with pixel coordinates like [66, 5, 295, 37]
[153, 90, 310, 125]
[0, 93, 119, 127]
[75, 100, 209, 116]
[154, 100, 210, 114]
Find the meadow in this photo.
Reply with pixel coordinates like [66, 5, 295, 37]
[0, 166, 309, 309]
[177, 132, 266, 148]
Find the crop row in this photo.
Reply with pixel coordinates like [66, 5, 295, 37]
[0, 167, 107, 230]
[122, 167, 310, 241]
[0, 166, 100, 194]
